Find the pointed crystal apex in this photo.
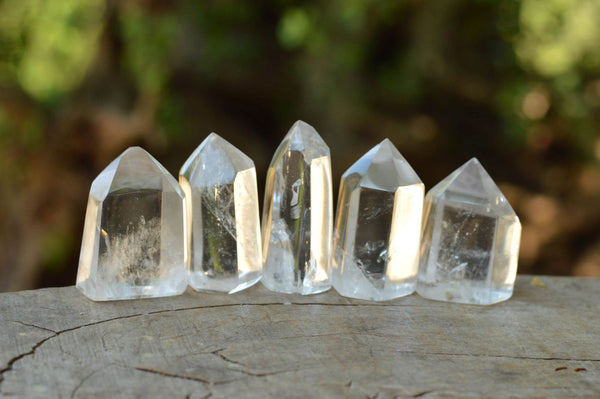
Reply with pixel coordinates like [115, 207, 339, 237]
[429, 158, 515, 216]
[417, 159, 521, 305]
[273, 120, 330, 163]
[331, 140, 424, 301]
[76, 147, 187, 301]
[179, 134, 262, 293]
[180, 133, 254, 187]
[88, 147, 176, 200]
[262, 121, 333, 294]
[346, 139, 422, 191]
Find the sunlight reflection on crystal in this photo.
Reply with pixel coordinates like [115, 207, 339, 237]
[387, 184, 424, 281]
[234, 168, 262, 274]
[310, 155, 332, 283]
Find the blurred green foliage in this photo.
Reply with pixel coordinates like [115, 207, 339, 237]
[517, 0, 600, 77]
[0, 0, 104, 103]
[1, 0, 600, 289]
[120, 3, 177, 94]
[278, 8, 312, 49]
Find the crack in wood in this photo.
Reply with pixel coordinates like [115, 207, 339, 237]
[10, 320, 58, 334]
[132, 363, 254, 390]
[0, 333, 57, 392]
[410, 390, 435, 398]
[133, 366, 213, 385]
[211, 348, 302, 378]
[369, 389, 436, 398]
[0, 322, 59, 392]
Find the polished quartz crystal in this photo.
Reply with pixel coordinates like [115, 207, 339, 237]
[179, 133, 262, 293]
[417, 158, 521, 305]
[262, 120, 333, 294]
[76, 147, 187, 301]
[331, 139, 424, 301]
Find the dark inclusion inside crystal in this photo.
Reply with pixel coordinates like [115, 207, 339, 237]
[438, 205, 496, 281]
[100, 189, 162, 286]
[199, 184, 238, 276]
[280, 149, 312, 283]
[353, 187, 394, 289]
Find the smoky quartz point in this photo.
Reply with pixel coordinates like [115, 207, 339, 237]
[179, 133, 262, 293]
[417, 158, 522, 305]
[76, 147, 187, 301]
[331, 139, 424, 301]
[261, 120, 333, 294]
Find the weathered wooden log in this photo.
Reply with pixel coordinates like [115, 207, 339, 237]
[0, 275, 598, 398]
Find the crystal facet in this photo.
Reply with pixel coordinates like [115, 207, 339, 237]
[261, 120, 333, 294]
[417, 158, 521, 305]
[179, 133, 262, 293]
[331, 139, 424, 301]
[76, 147, 187, 301]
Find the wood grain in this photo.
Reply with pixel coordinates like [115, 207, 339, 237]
[0, 276, 599, 398]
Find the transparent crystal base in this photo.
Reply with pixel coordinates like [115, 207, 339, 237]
[189, 271, 261, 294]
[416, 281, 513, 305]
[334, 278, 415, 301]
[76, 279, 186, 301]
[261, 273, 331, 295]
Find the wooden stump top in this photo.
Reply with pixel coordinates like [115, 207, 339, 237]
[1, 275, 599, 398]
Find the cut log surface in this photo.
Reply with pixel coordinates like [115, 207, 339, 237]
[0, 275, 599, 398]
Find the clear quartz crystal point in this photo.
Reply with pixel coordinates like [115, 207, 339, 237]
[76, 147, 187, 301]
[417, 158, 522, 305]
[331, 139, 424, 301]
[179, 133, 262, 293]
[261, 120, 333, 294]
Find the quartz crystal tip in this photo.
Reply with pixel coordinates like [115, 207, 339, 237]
[76, 146, 187, 301]
[417, 158, 521, 305]
[331, 139, 424, 301]
[179, 133, 262, 294]
[261, 120, 333, 294]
